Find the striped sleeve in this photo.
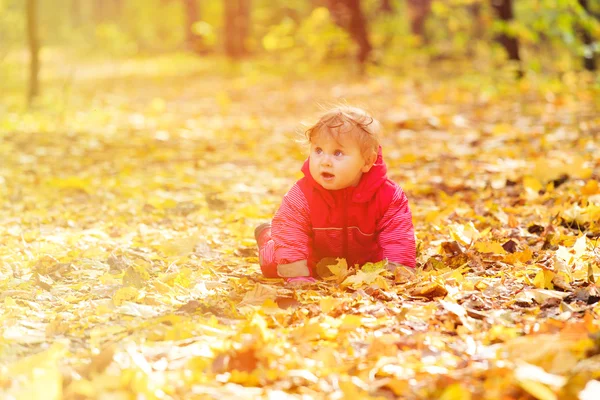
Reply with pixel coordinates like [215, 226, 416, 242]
[377, 186, 416, 268]
[272, 183, 312, 265]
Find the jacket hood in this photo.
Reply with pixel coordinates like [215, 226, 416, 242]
[301, 146, 388, 206]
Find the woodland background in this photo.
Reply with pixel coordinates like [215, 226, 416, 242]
[1, 0, 600, 399]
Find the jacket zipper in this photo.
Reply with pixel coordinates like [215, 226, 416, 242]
[343, 191, 348, 261]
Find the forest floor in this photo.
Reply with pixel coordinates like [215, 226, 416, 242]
[1, 53, 600, 399]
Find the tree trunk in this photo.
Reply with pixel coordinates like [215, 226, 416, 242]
[184, 0, 201, 51]
[469, 3, 485, 40]
[238, 0, 250, 55]
[224, 0, 237, 57]
[327, 0, 372, 65]
[224, 0, 250, 58]
[71, 0, 82, 27]
[579, 0, 597, 71]
[112, 0, 121, 17]
[94, 0, 106, 23]
[490, 0, 522, 75]
[380, 0, 393, 14]
[406, 0, 432, 42]
[26, 0, 40, 104]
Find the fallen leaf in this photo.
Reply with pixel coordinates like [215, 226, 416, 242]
[410, 281, 448, 299]
[440, 299, 474, 332]
[2, 342, 66, 399]
[239, 283, 278, 306]
[113, 286, 141, 306]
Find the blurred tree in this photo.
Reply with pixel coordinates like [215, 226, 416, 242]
[93, 0, 121, 23]
[326, 0, 372, 64]
[183, 0, 202, 52]
[159, 0, 210, 53]
[26, 0, 39, 104]
[406, 0, 432, 42]
[224, 0, 251, 58]
[579, 0, 598, 71]
[490, 0, 521, 72]
[71, 0, 82, 27]
[468, 2, 485, 41]
[380, 0, 393, 14]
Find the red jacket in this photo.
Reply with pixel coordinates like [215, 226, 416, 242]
[271, 147, 416, 275]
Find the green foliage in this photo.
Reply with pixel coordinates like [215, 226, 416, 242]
[1, 0, 598, 77]
[94, 23, 138, 56]
[510, 0, 600, 71]
[0, 0, 24, 56]
[261, 7, 352, 65]
[119, 0, 185, 52]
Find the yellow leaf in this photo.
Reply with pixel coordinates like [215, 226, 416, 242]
[556, 235, 587, 265]
[519, 380, 557, 400]
[4, 342, 65, 400]
[533, 156, 591, 183]
[174, 267, 193, 288]
[239, 283, 278, 307]
[524, 176, 543, 193]
[504, 247, 533, 265]
[320, 297, 343, 313]
[240, 313, 272, 341]
[157, 236, 198, 257]
[113, 286, 140, 306]
[292, 320, 337, 342]
[582, 179, 599, 195]
[501, 334, 580, 375]
[338, 376, 369, 398]
[261, 298, 278, 309]
[146, 196, 177, 210]
[341, 269, 389, 290]
[34, 255, 59, 275]
[410, 281, 448, 298]
[440, 383, 472, 400]
[150, 97, 166, 113]
[216, 91, 231, 111]
[440, 300, 474, 332]
[544, 270, 555, 289]
[449, 222, 480, 246]
[327, 258, 348, 276]
[47, 176, 92, 193]
[4, 296, 18, 307]
[361, 259, 387, 273]
[533, 269, 554, 289]
[339, 314, 363, 331]
[572, 235, 587, 260]
[122, 265, 149, 288]
[367, 335, 398, 358]
[384, 378, 409, 396]
[488, 325, 519, 342]
[475, 241, 507, 254]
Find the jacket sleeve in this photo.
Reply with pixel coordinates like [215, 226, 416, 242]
[272, 183, 312, 266]
[377, 186, 416, 268]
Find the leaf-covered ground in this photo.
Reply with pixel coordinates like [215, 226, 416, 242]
[1, 54, 600, 399]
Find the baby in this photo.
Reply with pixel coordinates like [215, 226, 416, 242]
[256, 106, 416, 283]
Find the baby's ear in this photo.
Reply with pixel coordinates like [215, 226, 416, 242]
[361, 151, 377, 173]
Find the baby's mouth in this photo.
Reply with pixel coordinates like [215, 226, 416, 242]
[321, 172, 335, 180]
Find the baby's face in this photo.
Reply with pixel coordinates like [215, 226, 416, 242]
[308, 133, 373, 191]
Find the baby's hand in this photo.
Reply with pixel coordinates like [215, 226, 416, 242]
[285, 276, 317, 286]
[277, 260, 310, 278]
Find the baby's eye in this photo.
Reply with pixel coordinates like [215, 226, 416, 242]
[315, 147, 323, 154]
[334, 150, 343, 157]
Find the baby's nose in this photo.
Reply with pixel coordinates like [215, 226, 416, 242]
[321, 156, 332, 166]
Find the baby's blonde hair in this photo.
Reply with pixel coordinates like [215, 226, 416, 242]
[304, 106, 381, 160]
